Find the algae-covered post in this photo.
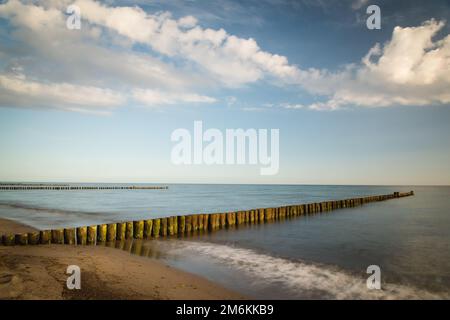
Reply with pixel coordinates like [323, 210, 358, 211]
[64, 228, 76, 245]
[107, 223, 117, 242]
[133, 220, 144, 239]
[153, 218, 161, 238]
[51, 229, 64, 244]
[27, 231, 40, 245]
[77, 226, 87, 245]
[144, 220, 153, 239]
[97, 224, 107, 243]
[125, 222, 134, 239]
[117, 222, 126, 241]
[178, 216, 185, 234]
[87, 226, 97, 244]
[40, 230, 51, 244]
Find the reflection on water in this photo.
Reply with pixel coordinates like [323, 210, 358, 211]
[104, 229, 212, 259]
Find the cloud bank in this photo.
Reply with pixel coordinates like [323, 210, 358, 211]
[0, 0, 448, 113]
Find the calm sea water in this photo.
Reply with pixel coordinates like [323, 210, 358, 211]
[1, 184, 449, 299]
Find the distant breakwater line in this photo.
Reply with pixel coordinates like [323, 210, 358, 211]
[0, 191, 413, 246]
[0, 185, 168, 191]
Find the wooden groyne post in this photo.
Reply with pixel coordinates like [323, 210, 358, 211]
[0, 191, 414, 246]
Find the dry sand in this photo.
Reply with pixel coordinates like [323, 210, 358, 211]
[0, 219, 245, 300]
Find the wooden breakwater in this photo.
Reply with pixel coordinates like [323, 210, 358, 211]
[0, 191, 414, 246]
[0, 185, 168, 190]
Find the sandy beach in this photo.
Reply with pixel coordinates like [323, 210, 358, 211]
[0, 219, 244, 300]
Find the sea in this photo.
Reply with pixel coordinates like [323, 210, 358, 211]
[0, 184, 449, 299]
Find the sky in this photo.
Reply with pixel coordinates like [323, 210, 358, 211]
[0, 0, 449, 185]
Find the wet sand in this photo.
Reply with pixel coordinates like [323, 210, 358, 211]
[0, 219, 245, 300]
[0, 218, 37, 235]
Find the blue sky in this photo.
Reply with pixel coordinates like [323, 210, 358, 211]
[0, 0, 449, 185]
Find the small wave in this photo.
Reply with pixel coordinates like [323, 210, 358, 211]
[173, 241, 448, 299]
[0, 202, 109, 229]
[0, 202, 100, 217]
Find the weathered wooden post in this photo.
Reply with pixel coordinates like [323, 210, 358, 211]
[315, 203, 321, 212]
[264, 208, 270, 221]
[250, 210, 255, 223]
[107, 223, 117, 242]
[203, 214, 209, 231]
[178, 216, 185, 234]
[220, 213, 226, 228]
[259, 208, 265, 222]
[245, 210, 250, 223]
[226, 212, 234, 227]
[117, 222, 126, 241]
[168, 216, 175, 236]
[210, 214, 218, 230]
[173, 216, 178, 235]
[134, 220, 144, 239]
[207, 214, 214, 231]
[144, 219, 153, 239]
[126, 221, 134, 239]
[198, 214, 204, 231]
[51, 229, 64, 244]
[153, 218, 161, 238]
[64, 228, 76, 245]
[40, 230, 51, 244]
[278, 207, 286, 219]
[87, 226, 97, 244]
[160, 218, 168, 237]
[97, 224, 107, 243]
[185, 215, 192, 233]
[198, 214, 206, 231]
[192, 215, 198, 231]
[291, 206, 297, 216]
[26, 231, 40, 245]
[2, 234, 15, 246]
[77, 227, 87, 245]
[216, 213, 221, 229]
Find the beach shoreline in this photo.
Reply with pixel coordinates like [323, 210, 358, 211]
[0, 218, 37, 236]
[0, 218, 245, 300]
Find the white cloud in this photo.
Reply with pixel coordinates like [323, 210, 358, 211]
[132, 89, 216, 107]
[289, 19, 450, 110]
[280, 103, 305, 110]
[0, 0, 216, 112]
[362, 20, 450, 86]
[73, 0, 299, 87]
[0, 73, 125, 114]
